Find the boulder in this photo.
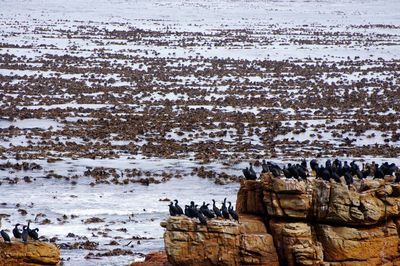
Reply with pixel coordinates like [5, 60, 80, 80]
[162, 215, 278, 266]
[316, 221, 399, 264]
[131, 251, 171, 266]
[0, 240, 60, 265]
[163, 216, 240, 266]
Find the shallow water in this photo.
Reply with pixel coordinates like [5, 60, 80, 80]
[0, 160, 239, 265]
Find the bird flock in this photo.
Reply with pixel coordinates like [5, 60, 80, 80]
[1, 222, 40, 244]
[243, 159, 400, 185]
[168, 198, 239, 225]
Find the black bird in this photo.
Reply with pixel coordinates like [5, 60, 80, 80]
[242, 167, 251, 179]
[169, 202, 177, 216]
[395, 172, 400, 183]
[200, 201, 207, 212]
[350, 161, 363, 179]
[29, 228, 39, 240]
[362, 163, 371, 178]
[374, 165, 385, 179]
[333, 159, 342, 168]
[1, 230, 11, 243]
[197, 212, 207, 225]
[221, 199, 230, 219]
[342, 161, 350, 174]
[228, 202, 239, 222]
[267, 162, 282, 177]
[187, 201, 197, 218]
[301, 159, 307, 170]
[317, 166, 330, 181]
[344, 172, 354, 186]
[243, 164, 257, 180]
[184, 205, 193, 218]
[381, 162, 398, 176]
[27, 221, 32, 234]
[325, 159, 332, 170]
[288, 164, 299, 180]
[249, 163, 257, 180]
[261, 160, 269, 173]
[174, 200, 183, 215]
[22, 226, 28, 243]
[310, 159, 318, 171]
[193, 205, 207, 225]
[200, 203, 215, 219]
[331, 171, 341, 183]
[13, 224, 22, 239]
[212, 199, 222, 217]
[282, 167, 291, 179]
[297, 165, 308, 180]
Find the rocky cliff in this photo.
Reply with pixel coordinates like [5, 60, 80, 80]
[0, 240, 60, 265]
[163, 173, 400, 265]
[161, 214, 279, 266]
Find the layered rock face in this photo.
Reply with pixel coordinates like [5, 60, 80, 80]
[0, 240, 61, 265]
[164, 173, 400, 266]
[162, 215, 279, 266]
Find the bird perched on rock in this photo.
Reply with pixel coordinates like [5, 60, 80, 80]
[1, 230, 11, 243]
[310, 159, 319, 172]
[200, 202, 215, 219]
[184, 205, 193, 218]
[249, 163, 257, 179]
[221, 198, 230, 219]
[374, 164, 385, 179]
[228, 202, 239, 222]
[344, 172, 354, 185]
[242, 164, 257, 180]
[13, 224, 22, 239]
[261, 160, 269, 173]
[267, 162, 282, 177]
[212, 199, 222, 217]
[193, 205, 207, 225]
[169, 202, 178, 216]
[22, 226, 29, 244]
[27, 222, 40, 241]
[29, 228, 39, 241]
[174, 200, 183, 215]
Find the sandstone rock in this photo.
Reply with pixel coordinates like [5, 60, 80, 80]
[0, 240, 60, 265]
[360, 179, 385, 192]
[164, 177, 400, 266]
[278, 193, 312, 218]
[271, 178, 307, 194]
[163, 216, 240, 266]
[236, 180, 265, 215]
[239, 215, 279, 266]
[131, 251, 171, 266]
[316, 221, 399, 263]
[240, 234, 279, 266]
[269, 220, 323, 266]
[163, 215, 278, 266]
[239, 215, 267, 234]
[263, 191, 284, 217]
